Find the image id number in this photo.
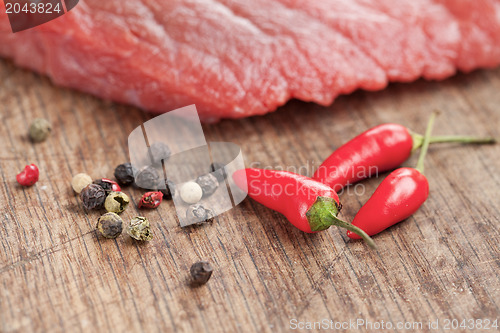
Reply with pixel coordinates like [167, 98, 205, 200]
[443, 319, 498, 330]
[5, 1, 62, 14]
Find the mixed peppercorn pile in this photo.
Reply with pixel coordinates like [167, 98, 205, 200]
[73, 158, 224, 237]
[16, 118, 219, 286]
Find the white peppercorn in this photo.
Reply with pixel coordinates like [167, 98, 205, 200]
[180, 182, 203, 204]
[71, 173, 93, 194]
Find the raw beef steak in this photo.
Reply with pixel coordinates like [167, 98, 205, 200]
[1, 0, 500, 121]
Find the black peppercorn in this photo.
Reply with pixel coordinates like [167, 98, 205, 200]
[186, 204, 215, 224]
[114, 163, 136, 186]
[147, 142, 171, 166]
[190, 261, 213, 286]
[93, 179, 112, 195]
[209, 162, 227, 183]
[196, 174, 219, 197]
[135, 166, 160, 190]
[80, 184, 106, 210]
[159, 179, 176, 200]
[96, 212, 123, 239]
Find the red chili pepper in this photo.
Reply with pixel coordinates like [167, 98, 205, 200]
[138, 191, 163, 208]
[233, 168, 375, 248]
[313, 124, 495, 192]
[16, 164, 39, 186]
[101, 178, 122, 192]
[347, 168, 429, 239]
[347, 112, 437, 239]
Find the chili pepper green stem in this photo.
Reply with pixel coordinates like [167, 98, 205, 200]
[415, 111, 438, 174]
[411, 134, 496, 152]
[327, 215, 377, 249]
[306, 197, 376, 249]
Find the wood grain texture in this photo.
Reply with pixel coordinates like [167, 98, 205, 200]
[0, 58, 499, 333]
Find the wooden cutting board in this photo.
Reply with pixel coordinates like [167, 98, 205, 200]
[0, 58, 499, 333]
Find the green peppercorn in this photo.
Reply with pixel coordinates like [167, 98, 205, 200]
[114, 163, 135, 186]
[104, 191, 130, 213]
[96, 212, 123, 239]
[127, 216, 152, 241]
[190, 261, 213, 286]
[80, 184, 106, 210]
[135, 166, 160, 190]
[29, 118, 52, 142]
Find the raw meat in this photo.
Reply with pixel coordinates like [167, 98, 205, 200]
[1, 0, 500, 121]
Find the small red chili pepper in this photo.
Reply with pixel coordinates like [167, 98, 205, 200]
[138, 191, 163, 209]
[16, 164, 39, 186]
[101, 178, 122, 192]
[233, 168, 375, 248]
[313, 123, 495, 192]
[347, 112, 437, 239]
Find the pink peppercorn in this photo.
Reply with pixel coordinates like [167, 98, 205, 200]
[138, 191, 163, 209]
[16, 164, 39, 186]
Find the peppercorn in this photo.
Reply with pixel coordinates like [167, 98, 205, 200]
[114, 163, 136, 186]
[196, 174, 219, 197]
[190, 261, 213, 286]
[71, 173, 93, 194]
[180, 181, 203, 204]
[96, 212, 123, 239]
[160, 179, 176, 200]
[147, 142, 171, 166]
[209, 162, 227, 183]
[135, 166, 160, 190]
[93, 178, 121, 195]
[80, 184, 106, 210]
[186, 204, 215, 224]
[93, 179, 112, 194]
[29, 118, 51, 142]
[104, 191, 130, 213]
[16, 164, 39, 187]
[138, 191, 163, 209]
[127, 216, 152, 241]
